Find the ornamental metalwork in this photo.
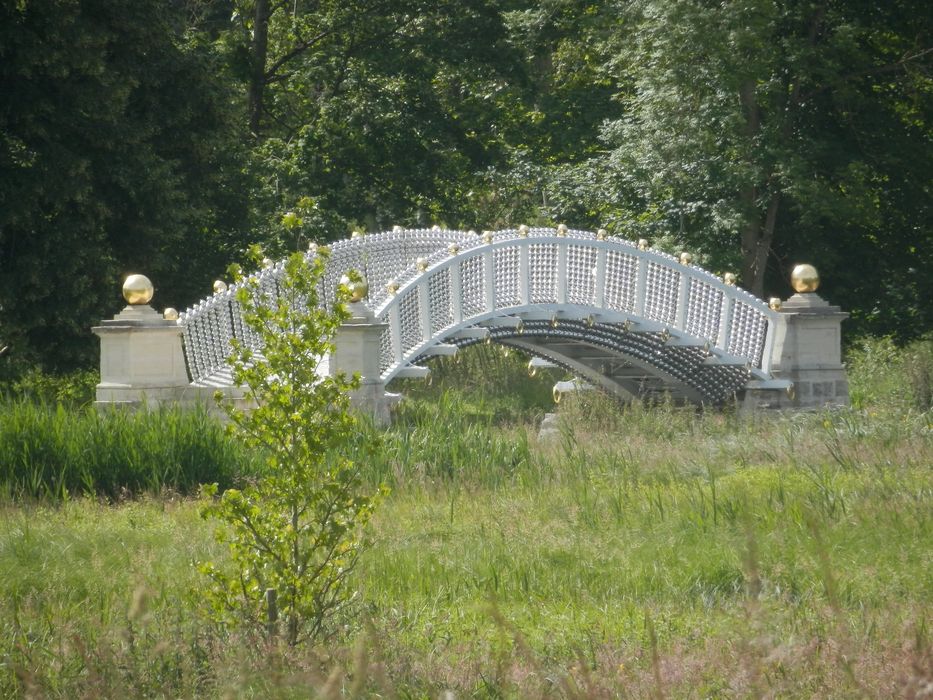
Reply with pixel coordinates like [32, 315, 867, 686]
[179, 227, 784, 404]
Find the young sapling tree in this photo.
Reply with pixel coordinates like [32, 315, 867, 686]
[199, 245, 382, 646]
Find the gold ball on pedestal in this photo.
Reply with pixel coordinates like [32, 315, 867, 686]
[123, 274, 154, 305]
[790, 264, 820, 293]
[163, 307, 179, 321]
[339, 273, 369, 302]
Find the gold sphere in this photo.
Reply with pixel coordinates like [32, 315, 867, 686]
[448, 242, 461, 255]
[596, 228, 608, 241]
[122, 274, 154, 305]
[386, 279, 400, 295]
[482, 230, 494, 244]
[556, 224, 568, 237]
[769, 297, 783, 311]
[679, 252, 692, 265]
[431, 224, 441, 231]
[416, 257, 429, 272]
[213, 280, 228, 294]
[351, 230, 363, 239]
[163, 307, 179, 321]
[723, 272, 737, 286]
[791, 264, 820, 293]
[392, 225, 403, 233]
[637, 238, 649, 251]
[262, 257, 273, 269]
[518, 224, 529, 237]
[339, 273, 368, 302]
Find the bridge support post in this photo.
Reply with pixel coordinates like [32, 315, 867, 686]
[745, 291, 849, 410]
[92, 304, 190, 409]
[331, 303, 394, 426]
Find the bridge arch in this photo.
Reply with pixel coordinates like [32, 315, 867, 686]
[179, 227, 785, 404]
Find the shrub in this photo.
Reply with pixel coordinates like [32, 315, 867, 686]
[199, 248, 383, 646]
[0, 368, 99, 406]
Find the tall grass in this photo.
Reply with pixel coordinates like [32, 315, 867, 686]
[0, 402, 258, 498]
[0, 338, 930, 696]
[847, 334, 933, 410]
[2, 397, 929, 697]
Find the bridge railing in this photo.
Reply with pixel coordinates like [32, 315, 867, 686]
[178, 228, 475, 385]
[178, 227, 777, 390]
[373, 228, 777, 382]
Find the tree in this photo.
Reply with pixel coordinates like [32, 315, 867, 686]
[220, 0, 529, 242]
[199, 246, 382, 646]
[0, 0, 250, 372]
[547, 0, 931, 311]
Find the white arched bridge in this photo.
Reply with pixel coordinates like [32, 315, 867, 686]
[178, 227, 794, 405]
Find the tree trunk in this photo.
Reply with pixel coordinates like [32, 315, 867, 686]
[738, 78, 774, 297]
[248, 0, 271, 137]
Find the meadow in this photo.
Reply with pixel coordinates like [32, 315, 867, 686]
[0, 339, 931, 698]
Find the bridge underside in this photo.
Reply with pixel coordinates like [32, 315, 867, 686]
[412, 318, 753, 405]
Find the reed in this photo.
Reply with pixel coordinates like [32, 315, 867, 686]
[0, 401, 258, 498]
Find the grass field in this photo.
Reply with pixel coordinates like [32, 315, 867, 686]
[1, 344, 931, 697]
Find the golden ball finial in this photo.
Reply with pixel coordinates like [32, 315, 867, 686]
[723, 272, 737, 286]
[416, 257, 429, 272]
[213, 280, 228, 294]
[679, 252, 692, 265]
[482, 230, 494, 244]
[637, 238, 649, 251]
[556, 224, 568, 237]
[339, 272, 368, 302]
[518, 224, 529, 237]
[596, 228, 608, 240]
[386, 279, 399, 295]
[123, 274, 154, 305]
[791, 264, 820, 293]
[163, 307, 179, 321]
[448, 242, 461, 255]
[769, 297, 782, 311]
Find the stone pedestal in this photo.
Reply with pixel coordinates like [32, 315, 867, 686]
[92, 305, 190, 408]
[764, 293, 850, 409]
[330, 303, 396, 425]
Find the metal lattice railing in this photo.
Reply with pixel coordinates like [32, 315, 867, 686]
[373, 229, 777, 383]
[179, 227, 778, 402]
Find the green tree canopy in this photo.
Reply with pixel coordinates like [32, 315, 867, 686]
[543, 0, 931, 338]
[0, 0, 250, 371]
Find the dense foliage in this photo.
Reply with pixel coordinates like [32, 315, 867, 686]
[1, 0, 930, 375]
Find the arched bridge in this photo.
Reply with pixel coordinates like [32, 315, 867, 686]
[179, 227, 791, 405]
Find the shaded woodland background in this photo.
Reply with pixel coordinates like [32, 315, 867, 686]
[1, 0, 930, 373]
